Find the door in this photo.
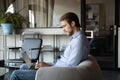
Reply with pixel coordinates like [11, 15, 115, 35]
[117, 0, 120, 68]
[85, 0, 116, 69]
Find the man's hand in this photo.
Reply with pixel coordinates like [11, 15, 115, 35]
[35, 62, 51, 70]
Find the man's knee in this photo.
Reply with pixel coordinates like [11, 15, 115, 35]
[20, 64, 29, 70]
[10, 70, 20, 80]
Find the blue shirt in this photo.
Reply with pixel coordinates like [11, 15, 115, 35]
[53, 31, 90, 67]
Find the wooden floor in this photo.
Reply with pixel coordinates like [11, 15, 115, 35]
[102, 70, 120, 80]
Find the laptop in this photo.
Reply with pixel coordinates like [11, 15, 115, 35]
[22, 52, 35, 69]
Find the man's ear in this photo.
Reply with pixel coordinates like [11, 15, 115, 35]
[71, 21, 75, 27]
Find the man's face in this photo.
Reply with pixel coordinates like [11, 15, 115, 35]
[60, 20, 74, 36]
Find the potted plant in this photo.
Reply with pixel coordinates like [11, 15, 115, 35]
[0, 10, 29, 35]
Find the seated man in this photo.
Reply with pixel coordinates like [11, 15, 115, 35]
[10, 12, 90, 80]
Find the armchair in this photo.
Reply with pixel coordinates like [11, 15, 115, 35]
[35, 55, 103, 80]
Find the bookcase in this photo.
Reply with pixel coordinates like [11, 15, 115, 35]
[86, 4, 105, 36]
[86, 4, 99, 36]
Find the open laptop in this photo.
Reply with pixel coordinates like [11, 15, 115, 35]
[22, 52, 35, 69]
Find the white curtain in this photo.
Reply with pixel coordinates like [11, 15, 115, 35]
[29, 0, 54, 27]
[28, 0, 54, 27]
[35, 0, 47, 27]
[8, 0, 54, 28]
[14, 0, 29, 28]
[48, 0, 54, 27]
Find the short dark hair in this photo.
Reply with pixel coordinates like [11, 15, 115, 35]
[60, 12, 80, 28]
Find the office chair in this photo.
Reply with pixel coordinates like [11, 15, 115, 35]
[89, 36, 96, 48]
[6, 38, 42, 68]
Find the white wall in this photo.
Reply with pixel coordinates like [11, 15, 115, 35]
[52, 0, 81, 26]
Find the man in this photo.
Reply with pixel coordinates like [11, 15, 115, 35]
[10, 12, 90, 80]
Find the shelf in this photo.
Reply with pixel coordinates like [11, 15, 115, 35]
[86, 4, 100, 31]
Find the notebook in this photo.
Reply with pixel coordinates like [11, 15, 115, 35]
[22, 52, 35, 69]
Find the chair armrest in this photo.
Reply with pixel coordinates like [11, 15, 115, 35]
[35, 67, 81, 80]
[8, 47, 22, 52]
[29, 48, 41, 50]
[35, 55, 103, 80]
[9, 47, 21, 50]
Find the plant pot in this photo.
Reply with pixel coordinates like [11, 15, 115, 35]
[1, 23, 14, 35]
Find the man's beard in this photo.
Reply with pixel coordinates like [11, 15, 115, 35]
[68, 30, 74, 36]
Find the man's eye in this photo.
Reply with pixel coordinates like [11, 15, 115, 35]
[62, 25, 66, 27]
[61, 26, 64, 28]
